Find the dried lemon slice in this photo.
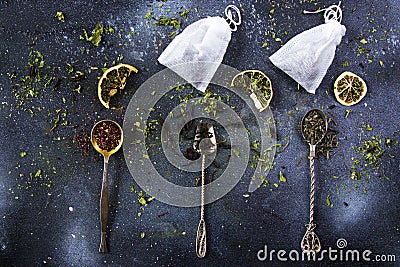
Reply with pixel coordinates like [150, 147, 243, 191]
[98, 63, 138, 108]
[334, 71, 367, 106]
[231, 70, 273, 112]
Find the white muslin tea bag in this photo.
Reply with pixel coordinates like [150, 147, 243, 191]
[158, 5, 241, 92]
[269, 2, 346, 94]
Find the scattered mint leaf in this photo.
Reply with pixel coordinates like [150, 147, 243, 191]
[83, 22, 104, 46]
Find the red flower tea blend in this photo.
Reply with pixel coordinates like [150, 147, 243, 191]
[92, 121, 122, 152]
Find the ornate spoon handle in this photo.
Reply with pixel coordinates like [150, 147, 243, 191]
[196, 155, 207, 258]
[301, 144, 321, 256]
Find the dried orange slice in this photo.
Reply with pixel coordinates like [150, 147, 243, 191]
[98, 63, 138, 108]
[334, 71, 367, 106]
[231, 70, 273, 111]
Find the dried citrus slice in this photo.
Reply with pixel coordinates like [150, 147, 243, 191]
[334, 71, 367, 106]
[98, 63, 138, 108]
[231, 70, 273, 112]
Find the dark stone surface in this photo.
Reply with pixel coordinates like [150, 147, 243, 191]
[0, 0, 399, 266]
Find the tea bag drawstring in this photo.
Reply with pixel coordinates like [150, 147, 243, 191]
[225, 5, 241, 31]
[303, 1, 342, 23]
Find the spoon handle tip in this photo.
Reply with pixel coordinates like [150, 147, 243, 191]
[99, 232, 108, 253]
[196, 219, 207, 258]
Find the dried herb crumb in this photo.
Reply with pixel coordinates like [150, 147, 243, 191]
[326, 194, 334, 207]
[35, 169, 42, 177]
[106, 25, 115, 34]
[279, 171, 286, 183]
[155, 16, 181, 30]
[144, 11, 153, 19]
[364, 124, 373, 131]
[178, 9, 190, 19]
[55, 12, 65, 22]
[138, 197, 147, 205]
[345, 109, 352, 118]
[83, 22, 104, 46]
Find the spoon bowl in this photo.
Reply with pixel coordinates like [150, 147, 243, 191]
[301, 109, 328, 146]
[91, 120, 123, 157]
[194, 122, 217, 155]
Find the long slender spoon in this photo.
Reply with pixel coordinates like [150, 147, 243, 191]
[91, 120, 123, 253]
[193, 122, 217, 258]
[300, 109, 328, 257]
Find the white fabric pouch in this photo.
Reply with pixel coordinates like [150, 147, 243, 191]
[269, 2, 346, 94]
[158, 6, 241, 92]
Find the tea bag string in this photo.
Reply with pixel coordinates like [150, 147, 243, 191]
[225, 5, 241, 32]
[303, 1, 342, 24]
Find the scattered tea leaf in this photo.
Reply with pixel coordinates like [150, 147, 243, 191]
[35, 169, 42, 177]
[138, 197, 147, 205]
[345, 109, 352, 118]
[279, 171, 286, 183]
[83, 22, 104, 46]
[326, 194, 334, 207]
[155, 17, 181, 30]
[178, 9, 190, 19]
[55, 12, 65, 22]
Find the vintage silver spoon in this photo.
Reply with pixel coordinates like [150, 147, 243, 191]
[193, 122, 217, 258]
[91, 120, 123, 253]
[300, 109, 328, 256]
